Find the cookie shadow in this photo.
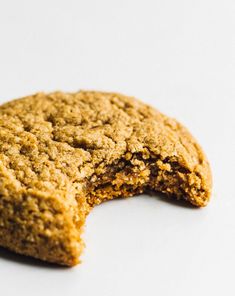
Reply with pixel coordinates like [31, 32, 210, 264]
[148, 191, 198, 209]
[100, 191, 199, 209]
[0, 247, 69, 269]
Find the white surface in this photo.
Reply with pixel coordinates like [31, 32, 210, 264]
[0, 1, 234, 295]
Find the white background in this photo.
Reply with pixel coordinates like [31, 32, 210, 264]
[0, 1, 234, 295]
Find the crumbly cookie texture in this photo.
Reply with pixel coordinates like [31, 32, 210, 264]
[0, 91, 212, 266]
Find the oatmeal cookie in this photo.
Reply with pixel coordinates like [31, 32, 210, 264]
[0, 91, 212, 265]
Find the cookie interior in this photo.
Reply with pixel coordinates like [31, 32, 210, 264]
[86, 152, 207, 207]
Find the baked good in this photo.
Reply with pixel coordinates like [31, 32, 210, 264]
[0, 91, 212, 266]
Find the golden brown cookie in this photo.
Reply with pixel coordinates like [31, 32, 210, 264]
[0, 91, 212, 266]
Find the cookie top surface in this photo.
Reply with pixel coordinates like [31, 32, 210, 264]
[0, 91, 211, 205]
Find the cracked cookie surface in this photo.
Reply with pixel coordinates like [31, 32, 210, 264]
[0, 91, 212, 265]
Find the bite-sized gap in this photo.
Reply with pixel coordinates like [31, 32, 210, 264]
[85, 152, 206, 208]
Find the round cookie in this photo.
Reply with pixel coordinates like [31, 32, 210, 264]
[0, 91, 212, 265]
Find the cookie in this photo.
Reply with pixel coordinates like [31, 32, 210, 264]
[0, 91, 212, 265]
